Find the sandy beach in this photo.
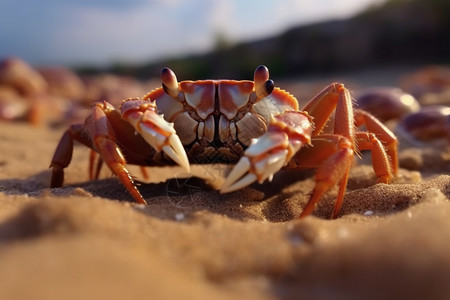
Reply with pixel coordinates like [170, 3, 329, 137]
[0, 104, 449, 300]
[1, 0, 449, 297]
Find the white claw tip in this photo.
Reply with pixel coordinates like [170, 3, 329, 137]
[162, 135, 190, 173]
[221, 173, 257, 193]
[220, 157, 257, 193]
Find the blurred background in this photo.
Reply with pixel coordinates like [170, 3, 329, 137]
[0, 0, 449, 132]
[1, 0, 448, 77]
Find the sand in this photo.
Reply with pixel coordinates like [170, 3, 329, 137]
[0, 116, 449, 299]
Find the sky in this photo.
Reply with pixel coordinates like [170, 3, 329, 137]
[0, 0, 385, 67]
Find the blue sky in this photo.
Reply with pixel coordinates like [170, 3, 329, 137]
[0, 0, 384, 67]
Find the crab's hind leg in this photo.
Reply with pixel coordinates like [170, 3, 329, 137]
[295, 135, 354, 218]
[89, 150, 103, 180]
[50, 122, 110, 188]
[354, 109, 398, 179]
[300, 83, 357, 218]
[300, 85, 398, 218]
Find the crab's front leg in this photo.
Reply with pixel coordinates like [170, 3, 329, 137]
[221, 111, 313, 192]
[50, 102, 147, 204]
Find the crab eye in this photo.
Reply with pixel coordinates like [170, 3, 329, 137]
[264, 79, 274, 96]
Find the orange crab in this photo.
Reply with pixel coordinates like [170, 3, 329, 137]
[50, 66, 398, 218]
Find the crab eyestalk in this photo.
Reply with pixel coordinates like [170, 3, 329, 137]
[161, 67, 179, 98]
[254, 65, 274, 100]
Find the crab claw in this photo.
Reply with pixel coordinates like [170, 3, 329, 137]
[221, 131, 291, 193]
[221, 111, 313, 193]
[139, 112, 190, 172]
[122, 100, 190, 172]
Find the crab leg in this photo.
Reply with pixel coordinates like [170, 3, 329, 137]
[90, 104, 147, 204]
[304, 85, 398, 175]
[297, 109, 397, 216]
[300, 84, 398, 218]
[89, 150, 104, 180]
[50, 122, 97, 188]
[354, 109, 398, 176]
[221, 111, 313, 193]
[303, 83, 350, 136]
[296, 84, 358, 218]
[121, 100, 190, 172]
[296, 135, 354, 218]
[89, 150, 150, 181]
[49, 106, 146, 204]
[297, 128, 395, 218]
[50, 126, 77, 188]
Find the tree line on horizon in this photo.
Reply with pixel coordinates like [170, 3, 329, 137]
[77, 0, 450, 80]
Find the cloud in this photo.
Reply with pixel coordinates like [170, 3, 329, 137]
[55, 1, 215, 65]
[0, 0, 383, 66]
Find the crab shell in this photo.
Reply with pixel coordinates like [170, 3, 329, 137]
[137, 76, 301, 164]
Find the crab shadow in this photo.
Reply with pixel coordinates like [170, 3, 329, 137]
[0, 167, 397, 223]
[0, 168, 321, 222]
[0, 170, 260, 221]
[0, 171, 53, 196]
[132, 169, 318, 222]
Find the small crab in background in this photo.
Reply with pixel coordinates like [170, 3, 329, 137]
[400, 65, 450, 107]
[50, 66, 398, 218]
[355, 87, 420, 122]
[0, 57, 86, 125]
[397, 106, 450, 143]
[356, 86, 450, 145]
[0, 57, 49, 124]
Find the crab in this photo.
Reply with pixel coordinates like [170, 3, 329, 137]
[50, 66, 398, 218]
[397, 105, 450, 143]
[355, 87, 420, 122]
[355, 87, 450, 144]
